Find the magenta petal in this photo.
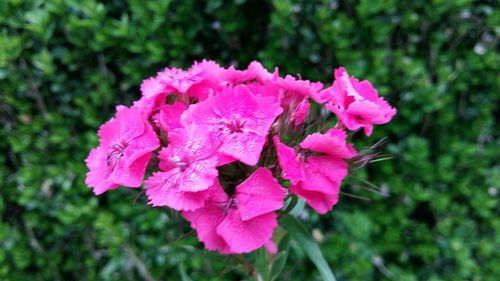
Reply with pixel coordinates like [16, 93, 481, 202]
[290, 99, 310, 126]
[145, 171, 209, 211]
[287, 156, 347, 214]
[97, 116, 120, 147]
[153, 102, 188, 132]
[273, 136, 304, 184]
[116, 106, 146, 141]
[235, 168, 286, 221]
[179, 157, 219, 192]
[182, 183, 230, 252]
[219, 132, 266, 166]
[84, 147, 118, 195]
[216, 154, 237, 166]
[183, 205, 229, 253]
[124, 122, 160, 166]
[217, 209, 278, 254]
[300, 129, 356, 159]
[302, 156, 348, 192]
[157, 67, 202, 94]
[290, 183, 339, 214]
[141, 77, 167, 98]
[157, 126, 219, 192]
[108, 152, 153, 187]
[264, 240, 278, 254]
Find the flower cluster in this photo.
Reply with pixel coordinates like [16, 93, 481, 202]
[85, 60, 396, 254]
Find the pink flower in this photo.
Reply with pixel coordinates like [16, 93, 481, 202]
[144, 126, 219, 211]
[85, 106, 160, 195]
[290, 99, 311, 127]
[183, 168, 286, 254]
[300, 128, 357, 159]
[188, 60, 226, 101]
[153, 102, 188, 132]
[246, 61, 275, 83]
[315, 67, 396, 136]
[140, 77, 167, 99]
[157, 66, 202, 94]
[133, 93, 167, 118]
[140, 67, 202, 100]
[182, 85, 283, 166]
[274, 131, 354, 214]
[276, 74, 323, 106]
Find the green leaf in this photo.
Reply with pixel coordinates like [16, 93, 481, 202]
[254, 248, 270, 281]
[178, 262, 192, 281]
[289, 198, 306, 217]
[280, 215, 337, 281]
[270, 251, 288, 281]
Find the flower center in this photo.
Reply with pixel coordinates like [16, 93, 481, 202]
[226, 117, 246, 133]
[106, 140, 128, 166]
[170, 155, 188, 172]
[222, 197, 238, 215]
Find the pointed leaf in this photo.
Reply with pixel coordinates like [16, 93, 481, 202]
[280, 215, 337, 281]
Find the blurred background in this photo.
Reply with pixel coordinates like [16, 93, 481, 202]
[1, 0, 499, 280]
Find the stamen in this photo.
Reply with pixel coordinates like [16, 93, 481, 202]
[106, 140, 128, 166]
[222, 197, 238, 215]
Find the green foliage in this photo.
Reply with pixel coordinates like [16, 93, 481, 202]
[1, 0, 499, 280]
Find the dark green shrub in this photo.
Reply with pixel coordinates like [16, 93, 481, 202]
[1, 0, 498, 280]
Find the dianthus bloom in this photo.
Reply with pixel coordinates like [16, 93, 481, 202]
[274, 129, 355, 214]
[182, 85, 283, 166]
[313, 67, 397, 136]
[144, 126, 218, 211]
[85, 60, 396, 255]
[85, 105, 159, 195]
[183, 168, 286, 254]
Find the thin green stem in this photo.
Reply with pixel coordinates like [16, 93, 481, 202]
[283, 195, 298, 214]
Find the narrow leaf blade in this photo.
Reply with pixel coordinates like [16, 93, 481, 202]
[280, 214, 337, 281]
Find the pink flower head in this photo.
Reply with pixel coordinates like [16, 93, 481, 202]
[182, 85, 283, 166]
[157, 66, 203, 94]
[183, 168, 286, 254]
[320, 67, 397, 136]
[273, 135, 351, 214]
[153, 102, 188, 132]
[85, 105, 160, 195]
[144, 126, 218, 211]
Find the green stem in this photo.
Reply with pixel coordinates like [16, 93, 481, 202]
[283, 195, 298, 214]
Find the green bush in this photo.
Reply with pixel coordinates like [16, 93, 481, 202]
[1, 0, 498, 280]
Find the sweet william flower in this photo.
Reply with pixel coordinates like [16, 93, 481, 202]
[85, 105, 160, 195]
[274, 129, 355, 214]
[275, 74, 323, 106]
[85, 60, 397, 256]
[140, 77, 166, 99]
[300, 128, 357, 159]
[157, 66, 202, 94]
[314, 67, 396, 136]
[153, 102, 188, 133]
[145, 126, 218, 211]
[182, 85, 283, 166]
[183, 168, 286, 254]
[140, 66, 202, 100]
